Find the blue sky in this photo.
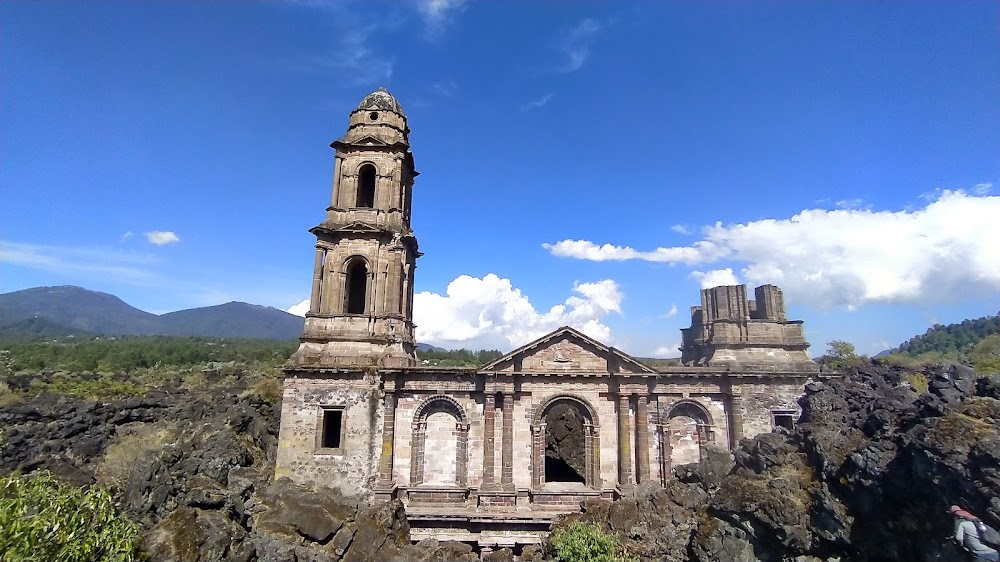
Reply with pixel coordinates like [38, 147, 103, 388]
[2, 1, 998, 357]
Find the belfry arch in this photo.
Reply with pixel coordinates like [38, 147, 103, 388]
[357, 163, 376, 208]
[530, 395, 601, 489]
[344, 257, 368, 314]
[663, 399, 715, 469]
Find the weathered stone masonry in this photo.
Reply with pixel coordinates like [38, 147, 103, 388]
[275, 88, 825, 549]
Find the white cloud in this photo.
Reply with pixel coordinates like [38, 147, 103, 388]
[973, 182, 993, 195]
[671, 225, 690, 235]
[431, 79, 458, 97]
[542, 239, 724, 264]
[544, 189, 1000, 309]
[286, 299, 310, 317]
[120, 231, 134, 242]
[558, 18, 602, 72]
[651, 342, 682, 358]
[521, 93, 553, 111]
[659, 304, 678, 319]
[145, 231, 180, 245]
[835, 198, 866, 210]
[285, 2, 396, 86]
[691, 268, 740, 289]
[416, 0, 468, 39]
[1, 241, 159, 282]
[413, 274, 622, 351]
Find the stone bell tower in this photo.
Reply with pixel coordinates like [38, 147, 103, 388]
[290, 88, 419, 368]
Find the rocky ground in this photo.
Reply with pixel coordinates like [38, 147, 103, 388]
[1, 362, 999, 561]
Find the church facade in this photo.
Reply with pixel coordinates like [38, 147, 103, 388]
[275, 88, 822, 550]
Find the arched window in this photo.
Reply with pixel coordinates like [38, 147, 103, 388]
[345, 259, 368, 314]
[357, 164, 376, 208]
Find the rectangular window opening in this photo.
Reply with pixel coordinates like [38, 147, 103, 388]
[772, 409, 796, 430]
[321, 409, 344, 449]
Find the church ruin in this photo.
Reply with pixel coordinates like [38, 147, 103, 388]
[275, 88, 822, 552]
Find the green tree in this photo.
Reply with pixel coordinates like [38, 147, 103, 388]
[971, 334, 1000, 374]
[823, 339, 866, 370]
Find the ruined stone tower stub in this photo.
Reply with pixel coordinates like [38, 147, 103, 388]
[290, 88, 419, 368]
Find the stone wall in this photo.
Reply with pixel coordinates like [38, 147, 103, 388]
[274, 374, 383, 498]
[736, 378, 807, 438]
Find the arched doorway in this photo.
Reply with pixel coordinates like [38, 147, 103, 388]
[357, 164, 376, 208]
[531, 395, 600, 490]
[664, 400, 714, 468]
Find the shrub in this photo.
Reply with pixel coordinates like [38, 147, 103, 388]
[549, 521, 635, 562]
[240, 375, 282, 403]
[902, 372, 929, 394]
[96, 424, 176, 492]
[0, 471, 144, 561]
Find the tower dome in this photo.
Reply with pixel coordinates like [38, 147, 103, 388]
[356, 87, 405, 115]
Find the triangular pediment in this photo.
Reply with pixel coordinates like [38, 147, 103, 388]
[337, 221, 382, 233]
[478, 326, 656, 375]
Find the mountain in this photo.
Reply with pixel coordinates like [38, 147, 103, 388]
[416, 342, 448, 353]
[158, 302, 305, 340]
[0, 286, 303, 340]
[0, 286, 160, 335]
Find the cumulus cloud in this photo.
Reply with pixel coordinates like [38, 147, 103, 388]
[544, 190, 1000, 309]
[651, 342, 682, 358]
[286, 299, 310, 317]
[144, 231, 180, 245]
[542, 239, 723, 264]
[413, 274, 622, 350]
[659, 304, 678, 319]
[416, 0, 468, 39]
[691, 268, 740, 289]
[671, 225, 691, 235]
[558, 18, 602, 72]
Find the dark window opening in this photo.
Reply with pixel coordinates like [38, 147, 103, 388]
[345, 261, 367, 314]
[321, 409, 343, 448]
[357, 165, 376, 208]
[543, 402, 587, 484]
[369, 111, 379, 121]
[773, 410, 796, 430]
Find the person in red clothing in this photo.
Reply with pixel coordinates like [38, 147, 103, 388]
[951, 505, 1000, 562]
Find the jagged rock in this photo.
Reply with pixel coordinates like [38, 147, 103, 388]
[394, 539, 480, 562]
[143, 506, 253, 562]
[255, 478, 358, 544]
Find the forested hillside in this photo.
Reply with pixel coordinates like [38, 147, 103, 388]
[881, 313, 1000, 373]
[896, 314, 1000, 356]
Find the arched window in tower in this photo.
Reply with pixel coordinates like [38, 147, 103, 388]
[357, 164, 376, 208]
[345, 259, 368, 314]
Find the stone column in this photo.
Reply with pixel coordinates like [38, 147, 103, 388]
[727, 392, 744, 449]
[482, 393, 496, 490]
[387, 254, 402, 315]
[410, 421, 426, 486]
[309, 247, 324, 314]
[584, 421, 594, 488]
[456, 422, 469, 486]
[330, 156, 343, 208]
[531, 423, 545, 488]
[501, 393, 514, 490]
[657, 423, 670, 485]
[617, 394, 633, 490]
[376, 392, 397, 492]
[635, 395, 650, 484]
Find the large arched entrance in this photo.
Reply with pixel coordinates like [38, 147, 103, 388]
[531, 395, 600, 490]
[664, 400, 714, 469]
